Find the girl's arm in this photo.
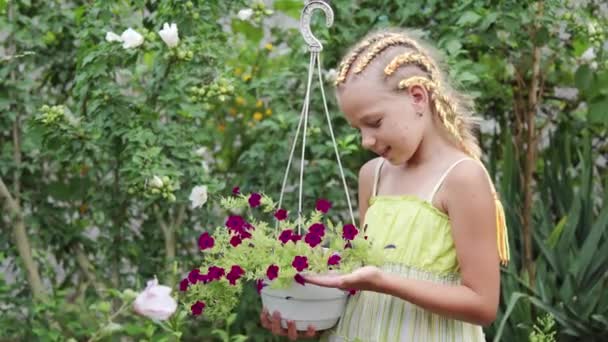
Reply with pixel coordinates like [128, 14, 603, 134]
[305, 161, 501, 326]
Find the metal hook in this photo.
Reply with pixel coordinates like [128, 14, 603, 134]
[299, 0, 334, 52]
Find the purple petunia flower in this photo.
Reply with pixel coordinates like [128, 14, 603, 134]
[232, 186, 240, 195]
[304, 232, 322, 248]
[294, 273, 306, 286]
[328, 254, 341, 266]
[180, 278, 189, 291]
[266, 264, 279, 280]
[342, 224, 359, 240]
[197, 273, 210, 284]
[248, 193, 261, 208]
[188, 269, 201, 283]
[226, 215, 246, 232]
[191, 301, 205, 316]
[230, 235, 242, 247]
[308, 223, 325, 237]
[226, 265, 245, 285]
[315, 199, 332, 213]
[292, 255, 309, 272]
[274, 208, 288, 221]
[240, 230, 252, 240]
[198, 232, 214, 250]
[207, 266, 225, 281]
[278, 229, 293, 244]
[291, 234, 302, 243]
[256, 279, 266, 294]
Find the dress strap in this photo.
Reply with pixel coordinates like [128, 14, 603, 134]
[372, 158, 386, 197]
[427, 158, 474, 203]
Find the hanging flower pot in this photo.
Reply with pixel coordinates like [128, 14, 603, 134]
[180, 191, 384, 329]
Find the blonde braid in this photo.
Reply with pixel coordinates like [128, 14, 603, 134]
[399, 76, 479, 158]
[335, 32, 398, 86]
[353, 36, 424, 74]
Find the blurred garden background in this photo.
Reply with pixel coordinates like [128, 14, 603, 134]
[1, 0, 607, 341]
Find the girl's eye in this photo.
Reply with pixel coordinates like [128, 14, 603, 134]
[371, 119, 382, 127]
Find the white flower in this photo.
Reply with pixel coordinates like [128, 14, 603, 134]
[324, 68, 338, 83]
[133, 277, 177, 321]
[237, 8, 254, 21]
[554, 87, 579, 101]
[479, 118, 500, 135]
[581, 47, 596, 62]
[149, 176, 164, 189]
[158, 22, 179, 48]
[120, 28, 144, 49]
[194, 147, 208, 158]
[105, 31, 122, 42]
[189, 185, 208, 209]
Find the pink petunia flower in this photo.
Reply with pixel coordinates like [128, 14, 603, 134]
[328, 254, 341, 266]
[292, 255, 309, 272]
[274, 208, 288, 221]
[294, 273, 306, 286]
[304, 232, 322, 248]
[315, 199, 332, 213]
[191, 300, 205, 316]
[278, 229, 293, 244]
[198, 232, 214, 250]
[230, 235, 242, 247]
[240, 230, 252, 240]
[248, 193, 261, 207]
[226, 265, 245, 285]
[266, 264, 279, 280]
[179, 278, 189, 291]
[308, 223, 325, 237]
[342, 224, 358, 240]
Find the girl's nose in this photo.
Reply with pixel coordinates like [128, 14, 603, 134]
[361, 133, 375, 150]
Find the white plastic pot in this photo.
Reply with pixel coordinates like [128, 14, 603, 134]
[261, 280, 348, 331]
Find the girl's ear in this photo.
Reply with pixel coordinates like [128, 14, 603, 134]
[407, 84, 429, 108]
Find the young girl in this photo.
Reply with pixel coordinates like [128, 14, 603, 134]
[260, 29, 510, 341]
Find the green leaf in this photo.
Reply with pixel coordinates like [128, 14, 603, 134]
[456, 11, 481, 26]
[547, 216, 567, 248]
[575, 65, 593, 92]
[274, 0, 302, 19]
[588, 97, 608, 124]
[231, 20, 263, 44]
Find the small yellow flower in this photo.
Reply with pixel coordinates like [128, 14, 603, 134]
[218, 123, 226, 132]
[264, 43, 273, 51]
[253, 112, 263, 121]
[265, 108, 272, 116]
[236, 97, 246, 106]
[234, 67, 243, 76]
[229, 107, 237, 116]
[256, 100, 263, 108]
[242, 74, 252, 82]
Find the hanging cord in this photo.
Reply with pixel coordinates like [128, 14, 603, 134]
[277, 52, 318, 234]
[277, 1, 355, 234]
[315, 53, 355, 226]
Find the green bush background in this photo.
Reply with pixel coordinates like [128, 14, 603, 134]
[1, 0, 607, 341]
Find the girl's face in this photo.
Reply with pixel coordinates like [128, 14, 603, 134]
[337, 77, 430, 165]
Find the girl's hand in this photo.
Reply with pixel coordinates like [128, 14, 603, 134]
[303, 266, 383, 292]
[260, 308, 319, 341]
